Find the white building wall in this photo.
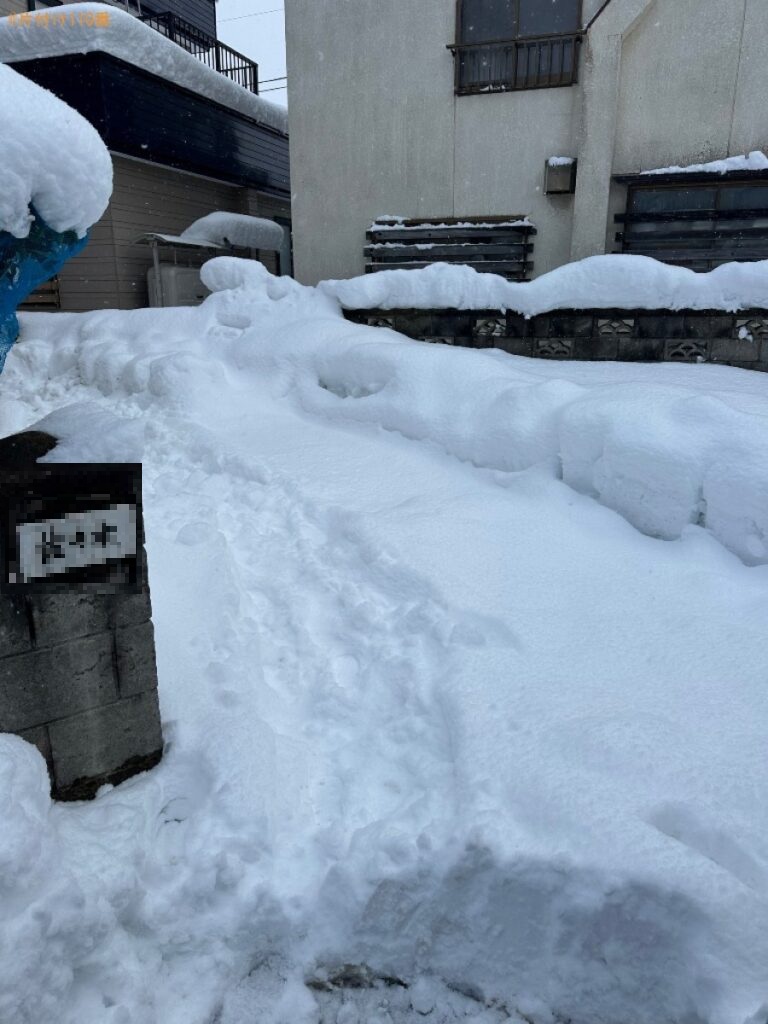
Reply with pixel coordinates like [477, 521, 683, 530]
[286, 0, 768, 286]
[613, 0, 748, 172]
[285, 0, 456, 285]
[453, 87, 578, 276]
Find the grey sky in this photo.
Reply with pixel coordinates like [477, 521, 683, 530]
[216, 0, 287, 107]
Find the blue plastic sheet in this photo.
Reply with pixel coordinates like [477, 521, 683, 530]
[0, 210, 88, 372]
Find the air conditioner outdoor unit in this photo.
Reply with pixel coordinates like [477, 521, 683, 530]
[147, 265, 210, 307]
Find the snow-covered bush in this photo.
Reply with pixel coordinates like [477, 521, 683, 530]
[0, 63, 112, 369]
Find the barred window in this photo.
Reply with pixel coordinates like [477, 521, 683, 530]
[454, 0, 582, 94]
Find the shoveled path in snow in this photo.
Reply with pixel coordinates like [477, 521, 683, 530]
[145, 382, 768, 1023]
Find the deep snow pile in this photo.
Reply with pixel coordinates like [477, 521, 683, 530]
[321, 253, 768, 314]
[0, 63, 112, 238]
[1, 259, 768, 1024]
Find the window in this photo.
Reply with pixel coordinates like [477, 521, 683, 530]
[616, 181, 768, 271]
[453, 0, 582, 94]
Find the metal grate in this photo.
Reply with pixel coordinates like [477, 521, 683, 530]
[448, 33, 582, 94]
[139, 11, 259, 94]
[365, 216, 536, 281]
[615, 181, 768, 272]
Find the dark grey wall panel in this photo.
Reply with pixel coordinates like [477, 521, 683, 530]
[143, 0, 217, 37]
[11, 53, 289, 197]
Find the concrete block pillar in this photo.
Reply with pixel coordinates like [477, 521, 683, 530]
[0, 431, 164, 800]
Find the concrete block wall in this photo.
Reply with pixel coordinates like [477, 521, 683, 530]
[344, 309, 768, 371]
[0, 431, 163, 801]
[0, 588, 163, 799]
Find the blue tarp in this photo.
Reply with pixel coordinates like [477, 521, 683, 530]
[0, 210, 88, 372]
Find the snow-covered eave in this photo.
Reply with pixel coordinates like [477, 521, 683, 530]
[616, 150, 768, 185]
[616, 167, 768, 187]
[0, 4, 288, 137]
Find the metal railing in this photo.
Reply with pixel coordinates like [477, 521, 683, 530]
[139, 11, 259, 94]
[448, 33, 582, 94]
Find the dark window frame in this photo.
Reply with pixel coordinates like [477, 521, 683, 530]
[450, 0, 583, 95]
[615, 178, 768, 271]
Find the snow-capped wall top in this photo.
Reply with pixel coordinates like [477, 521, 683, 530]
[181, 212, 285, 251]
[0, 63, 112, 238]
[640, 150, 768, 176]
[320, 254, 768, 314]
[0, 4, 288, 136]
[370, 217, 535, 231]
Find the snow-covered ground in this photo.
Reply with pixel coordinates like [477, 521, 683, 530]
[1, 260, 768, 1024]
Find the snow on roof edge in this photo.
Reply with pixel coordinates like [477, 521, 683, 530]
[640, 150, 768, 177]
[180, 212, 285, 250]
[0, 4, 288, 136]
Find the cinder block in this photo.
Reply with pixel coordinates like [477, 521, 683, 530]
[617, 337, 664, 362]
[30, 593, 111, 647]
[111, 588, 153, 629]
[49, 691, 163, 798]
[115, 621, 159, 697]
[29, 588, 153, 647]
[684, 315, 733, 339]
[494, 337, 534, 357]
[573, 336, 618, 360]
[0, 597, 32, 657]
[0, 633, 118, 732]
[710, 336, 760, 363]
[18, 723, 52, 770]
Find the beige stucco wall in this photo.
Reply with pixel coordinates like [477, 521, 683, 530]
[0, 0, 27, 16]
[285, 0, 456, 285]
[286, 0, 768, 285]
[614, 0, 749, 171]
[57, 156, 290, 311]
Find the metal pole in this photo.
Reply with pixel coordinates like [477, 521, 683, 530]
[151, 240, 164, 307]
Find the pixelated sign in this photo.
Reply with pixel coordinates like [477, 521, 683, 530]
[0, 464, 143, 594]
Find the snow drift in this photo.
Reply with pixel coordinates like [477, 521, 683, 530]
[1, 257, 768, 1024]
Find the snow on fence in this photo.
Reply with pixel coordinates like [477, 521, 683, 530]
[329, 255, 768, 370]
[365, 216, 536, 281]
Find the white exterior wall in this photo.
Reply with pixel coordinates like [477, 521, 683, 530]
[286, 0, 768, 285]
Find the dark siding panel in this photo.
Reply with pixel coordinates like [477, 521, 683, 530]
[142, 0, 216, 37]
[10, 53, 289, 197]
[9, 56, 107, 132]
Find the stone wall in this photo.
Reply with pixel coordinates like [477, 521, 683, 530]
[343, 308, 768, 370]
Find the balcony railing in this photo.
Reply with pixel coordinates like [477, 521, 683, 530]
[139, 11, 259, 94]
[448, 33, 582, 95]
